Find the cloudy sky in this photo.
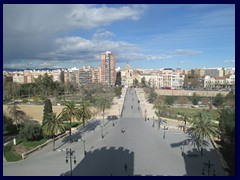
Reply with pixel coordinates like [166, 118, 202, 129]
[3, 4, 235, 69]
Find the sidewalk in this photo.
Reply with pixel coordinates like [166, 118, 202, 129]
[136, 88, 181, 129]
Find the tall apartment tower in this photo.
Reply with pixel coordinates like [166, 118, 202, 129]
[101, 51, 116, 85]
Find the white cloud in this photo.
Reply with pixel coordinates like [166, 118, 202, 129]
[179, 60, 190, 64]
[4, 27, 203, 68]
[3, 4, 147, 65]
[92, 29, 115, 41]
[224, 59, 235, 63]
[67, 5, 146, 29]
[173, 49, 202, 56]
[36, 31, 201, 65]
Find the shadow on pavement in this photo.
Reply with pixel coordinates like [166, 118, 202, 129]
[61, 146, 134, 176]
[182, 146, 227, 176]
[56, 120, 101, 149]
[170, 137, 227, 176]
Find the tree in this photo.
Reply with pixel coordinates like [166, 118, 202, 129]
[115, 71, 121, 86]
[176, 96, 188, 105]
[201, 97, 210, 106]
[8, 102, 26, 130]
[76, 102, 92, 128]
[192, 92, 199, 105]
[212, 93, 225, 108]
[133, 78, 139, 87]
[96, 96, 111, 124]
[69, 84, 77, 97]
[153, 100, 166, 119]
[225, 90, 235, 108]
[114, 86, 122, 98]
[218, 108, 235, 144]
[184, 74, 201, 89]
[165, 96, 174, 106]
[187, 112, 219, 156]
[42, 99, 53, 126]
[141, 77, 146, 87]
[20, 121, 42, 141]
[153, 100, 166, 130]
[62, 101, 78, 142]
[42, 112, 65, 151]
[178, 112, 189, 133]
[148, 89, 157, 103]
[3, 113, 17, 134]
[43, 73, 57, 96]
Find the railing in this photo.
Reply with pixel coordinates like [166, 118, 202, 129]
[210, 138, 229, 176]
[21, 131, 70, 159]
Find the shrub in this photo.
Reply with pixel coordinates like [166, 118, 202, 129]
[192, 92, 200, 105]
[3, 114, 17, 135]
[165, 96, 174, 105]
[64, 122, 81, 130]
[148, 90, 157, 103]
[19, 121, 43, 141]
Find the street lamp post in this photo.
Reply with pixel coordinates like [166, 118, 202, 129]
[182, 141, 185, 156]
[119, 107, 120, 118]
[112, 117, 114, 127]
[83, 140, 87, 156]
[101, 125, 104, 139]
[202, 160, 216, 176]
[145, 109, 147, 121]
[163, 126, 166, 139]
[158, 118, 161, 131]
[66, 148, 76, 176]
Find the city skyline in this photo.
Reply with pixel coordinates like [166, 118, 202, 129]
[3, 4, 235, 70]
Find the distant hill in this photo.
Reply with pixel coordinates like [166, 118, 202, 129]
[3, 68, 60, 72]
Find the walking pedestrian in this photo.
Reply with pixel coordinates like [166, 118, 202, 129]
[124, 163, 128, 172]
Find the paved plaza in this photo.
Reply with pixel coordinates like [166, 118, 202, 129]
[3, 87, 227, 176]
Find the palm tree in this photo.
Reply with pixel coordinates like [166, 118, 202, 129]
[96, 96, 111, 125]
[178, 112, 189, 133]
[153, 100, 166, 130]
[187, 112, 219, 156]
[42, 112, 65, 151]
[8, 102, 26, 130]
[76, 102, 92, 128]
[62, 101, 78, 142]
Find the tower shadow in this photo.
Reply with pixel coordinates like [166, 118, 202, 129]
[61, 146, 134, 176]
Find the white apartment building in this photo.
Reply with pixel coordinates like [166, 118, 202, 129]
[204, 74, 235, 88]
[49, 69, 62, 82]
[226, 74, 235, 85]
[225, 67, 235, 76]
[146, 71, 184, 90]
[13, 73, 24, 84]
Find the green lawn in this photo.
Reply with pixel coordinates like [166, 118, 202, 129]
[161, 108, 219, 121]
[174, 108, 219, 120]
[64, 121, 82, 129]
[4, 142, 22, 162]
[4, 138, 48, 162]
[20, 139, 47, 148]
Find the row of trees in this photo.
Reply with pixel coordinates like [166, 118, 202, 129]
[152, 88, 235, 174]
[4, 74, 64, 100]
[4, 73, 113, 102]
[5, 93, 114, 151]
[147, 87, 234, 109]
[42, 96, 112, 150]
